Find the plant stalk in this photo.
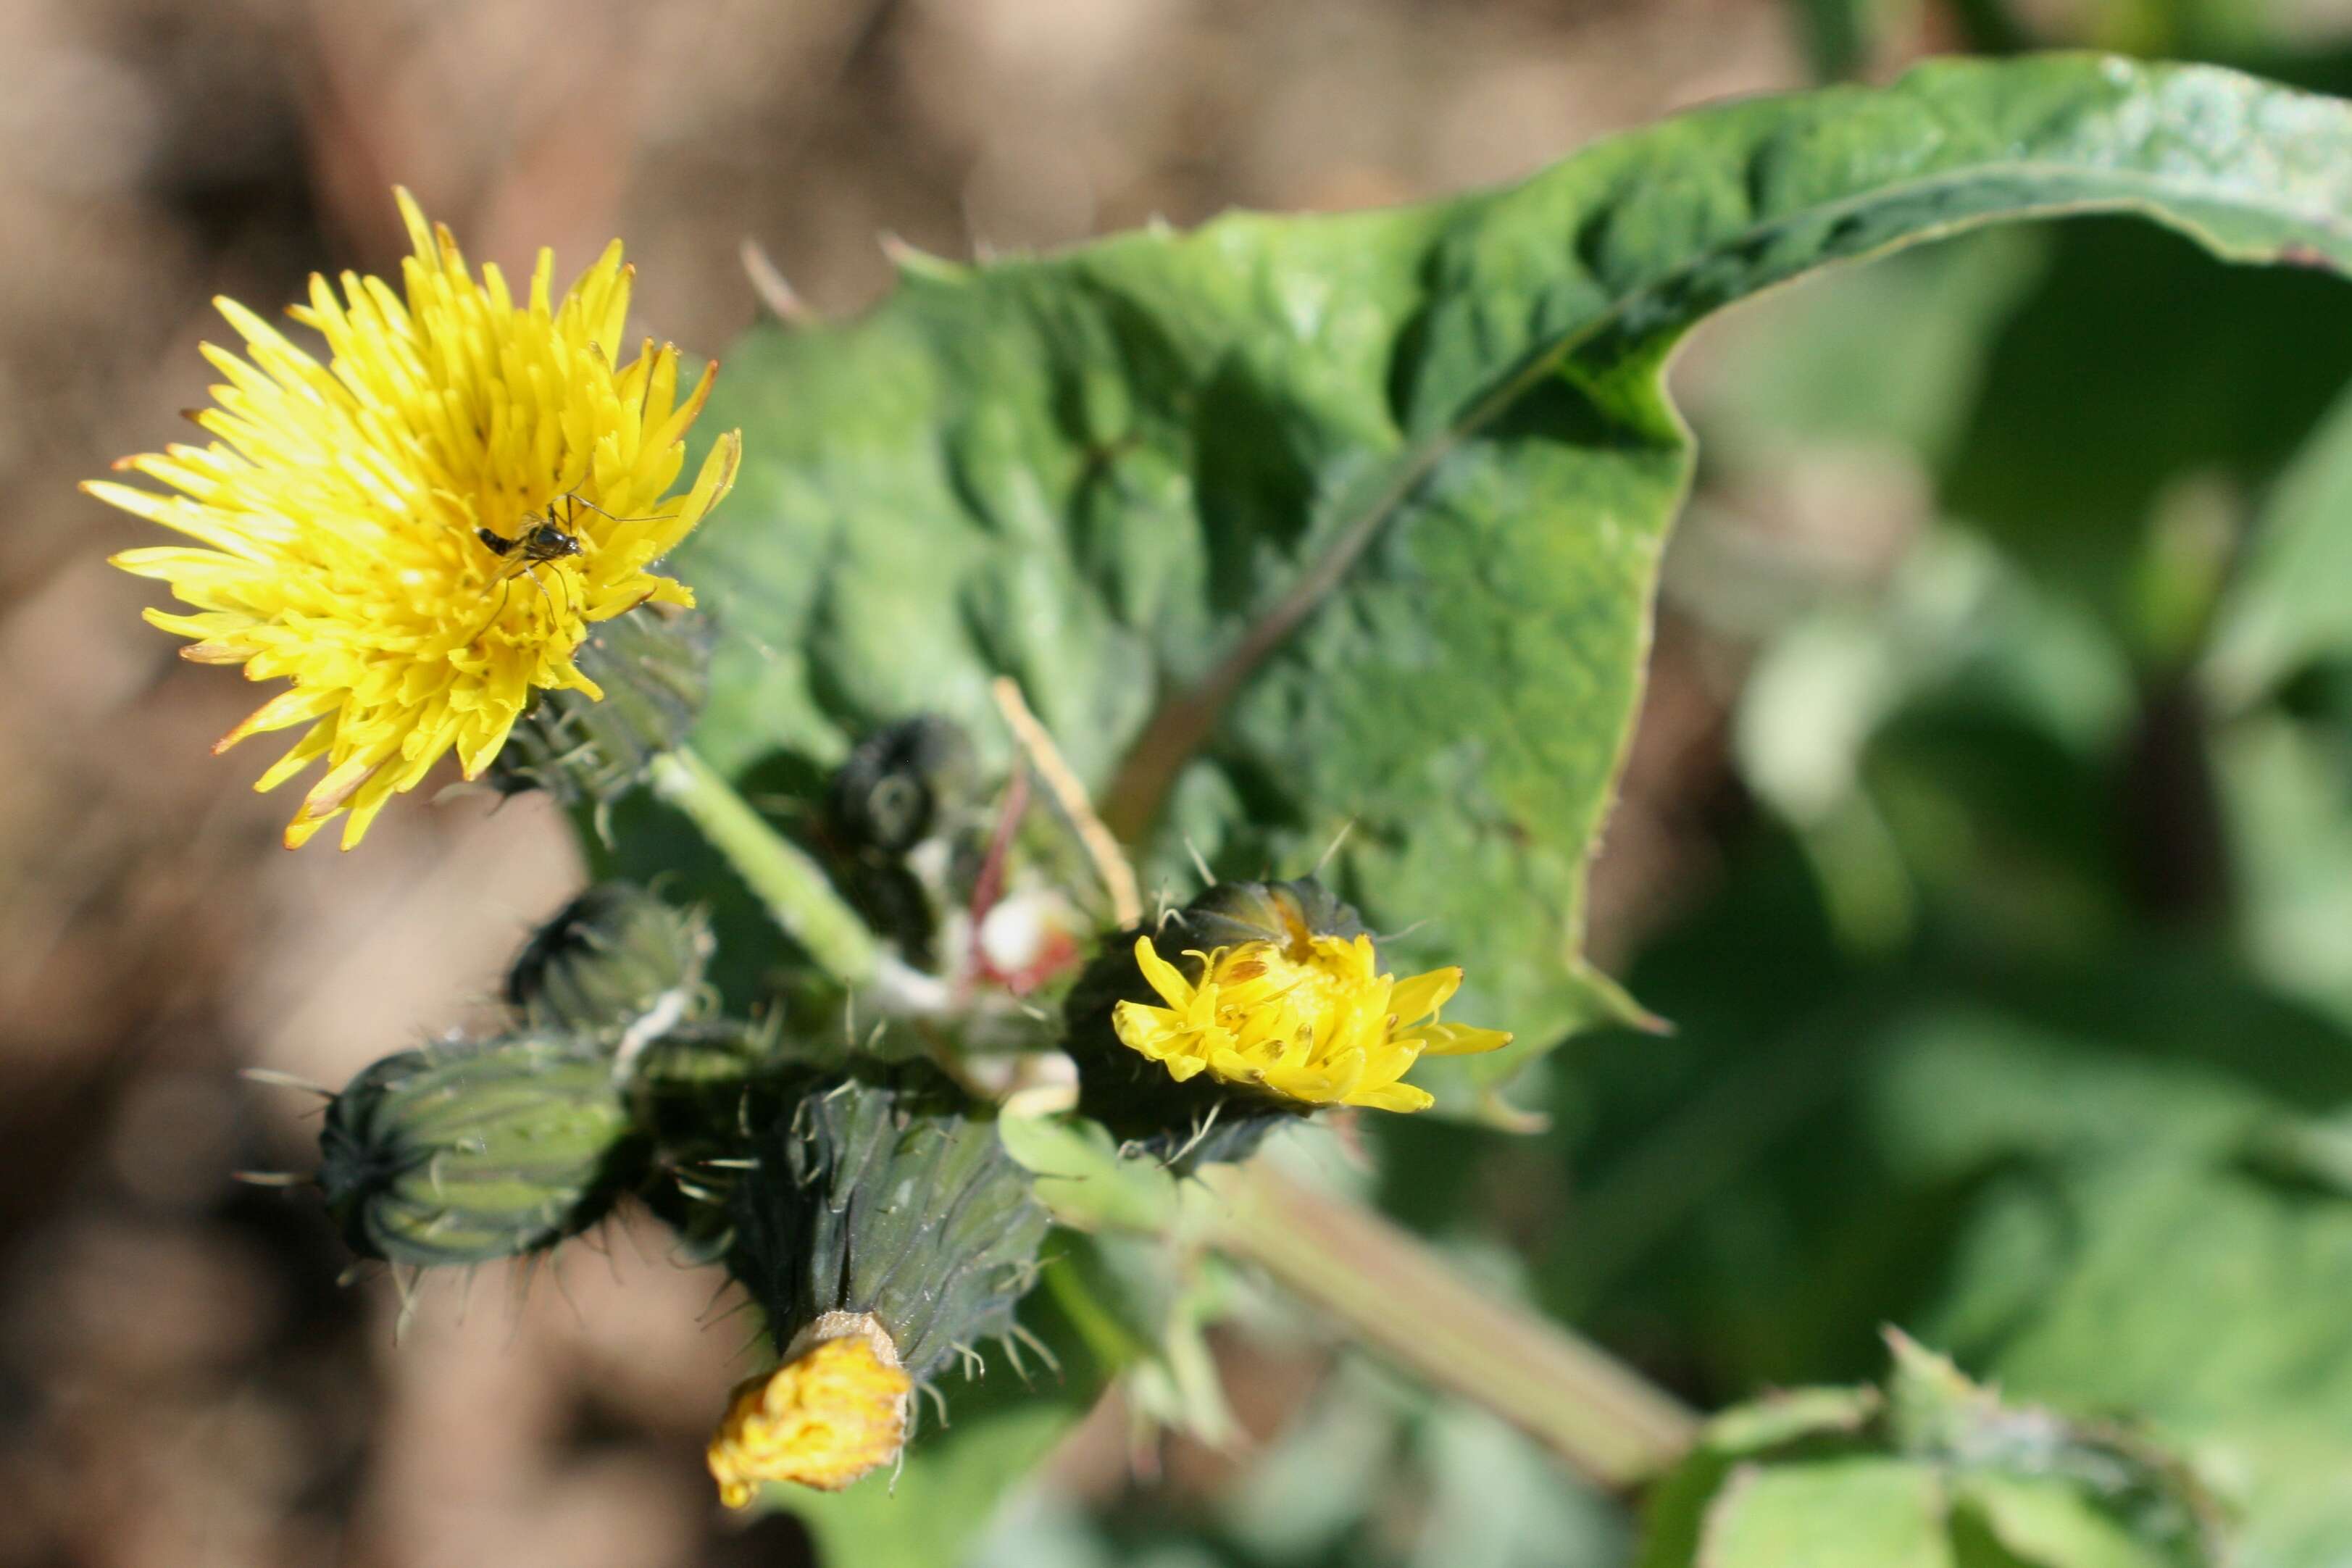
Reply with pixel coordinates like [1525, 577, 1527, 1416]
[647, 747, 880, 985]
[1197, 1162, 1699, 1489]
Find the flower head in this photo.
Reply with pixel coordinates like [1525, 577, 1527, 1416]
[707, 1317, 912, 1504]
[89, 189, 741, 848]
[1112, 929, 1511, 1113]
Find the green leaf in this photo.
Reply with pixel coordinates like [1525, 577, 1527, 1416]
[1687, 227, 2049, 470]
[2207, 383, 2352, 701]
[653, 55, 2352, 1099]
[1927, 1154, 2352, 1568]
[1932, 217, 2352, 651]
[1562, 863, 2352, 1561]
[1635, 1389, 1882, 1568]
[1696, 1458, 1956, 1568]
[1955, 1475, 2195, 1568]
[788, 1401, 1082, 1568]
[1635, 1337, 2223, 1568]
[1576, 936, 2352, 1559]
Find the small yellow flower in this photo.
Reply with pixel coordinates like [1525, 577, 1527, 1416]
[88, 188, 742, 849]
[707, 1317, 912, 1505]
[1112, 929, 1511, 1113]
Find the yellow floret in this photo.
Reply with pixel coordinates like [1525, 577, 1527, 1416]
[1112, 929, 1511, 1113]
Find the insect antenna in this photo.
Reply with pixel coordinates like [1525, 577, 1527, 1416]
[556, 492, 671, 526]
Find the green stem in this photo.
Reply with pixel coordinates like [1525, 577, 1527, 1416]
[647, 747, 879, 986]
[1197, 1163, 1698, 1489]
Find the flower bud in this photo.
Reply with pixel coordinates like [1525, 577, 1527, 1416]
[826, 714, 979, 856]
[707, 1311, 912, 1504]
[822, 715, 981, 975]
[712, 1066, 1048, 1496]
[504, 882, 710, 1051]
[317, 1033, 638, 1267]
[491, 603, 712, 806]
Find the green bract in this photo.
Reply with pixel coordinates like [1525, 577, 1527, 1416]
[725, 1068, 1050, 1382]
[316, 1034, 638, 1267]
[493, 603, 712, 808]
[504, 881, 710, 1047]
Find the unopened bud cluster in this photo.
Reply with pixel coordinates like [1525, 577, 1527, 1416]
[304, 713, 1513, 1509]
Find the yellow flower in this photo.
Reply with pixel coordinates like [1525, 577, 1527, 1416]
[707, 1317, 912, 1504]
[88, 189, 742, 849]
[1112, 929, 1511, 1113]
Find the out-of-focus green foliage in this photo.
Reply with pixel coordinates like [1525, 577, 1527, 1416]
[1497, 32, 2352, 1559]
[1788, 0, 1914, 79]
[1637, 1334, 2224, 1568]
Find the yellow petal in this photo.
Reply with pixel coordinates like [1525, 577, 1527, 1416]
[1387, 966, 1463, 1027]
[1406, 1024, 1513, 1057]
[1348, 1081, 1435, 1114]
[1131, 935, 1196, 1009]
[216, 685, 338, 752]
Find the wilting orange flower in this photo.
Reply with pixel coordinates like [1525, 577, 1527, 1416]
[707, 1319, 912, 1504]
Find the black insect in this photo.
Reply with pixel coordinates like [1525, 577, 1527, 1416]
[466, 492, 655, 640]
[476, 514, 585, 570]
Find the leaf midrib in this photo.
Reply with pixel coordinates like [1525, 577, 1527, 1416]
[1101, 146, 2352, 841]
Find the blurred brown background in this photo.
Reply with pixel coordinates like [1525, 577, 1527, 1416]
[0, 1, 1898, 1563]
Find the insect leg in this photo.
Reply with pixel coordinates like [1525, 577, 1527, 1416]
[464, 576, 516, 643]
[522, 563, 559, 623]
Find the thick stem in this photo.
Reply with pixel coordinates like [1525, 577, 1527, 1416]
[647, 747, 880, 986]
[1196, 1162, 1698, 1490]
